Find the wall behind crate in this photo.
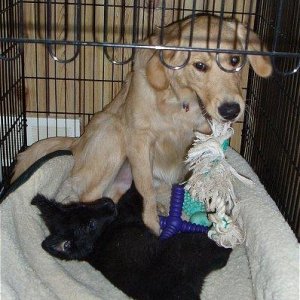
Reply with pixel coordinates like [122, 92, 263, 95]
[22, 0, 255, 149]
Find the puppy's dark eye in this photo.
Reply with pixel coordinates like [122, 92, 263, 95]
[193, 62, 208, 72]
[88, 219, 97, 231]
[230, 56, 240, 67]
[63, 240, 72, 251]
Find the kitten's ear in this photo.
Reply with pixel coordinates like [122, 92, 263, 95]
[32, 194, 64, 232]
[32, 194, 62, 216]
[41, 235, 72, 260]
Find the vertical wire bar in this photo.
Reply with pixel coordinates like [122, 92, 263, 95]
[122, 0, 127, 82]
[35, 2, 40, 141]
[159, 0, 166, 41]
[6, 0, 10, 152]
[171, 0, 175, 21]
[135, 0, 140, 44]
[232, 0, 237, 18]
[0, 0, 6, 176]
[284, 1, 299, 165]
[91, 0, 96, 118]
[182, 0, 186, 18]
[63, 6, 67, 137]
[63, 0, 67, 135]
[142, 0, 146, 40]
[241, 0, 246, 23]
[45, 2, 50, 135]
[92, 0, 96, 121]
[289, 15, 300, 169]
[281, 92, 293, 213]
[12, 1, 17, 156]
[6, 26, 12, 167]
[271, 0, 300, 75]
[46, 0, 81, 64]
[0, 53, 3, 181]
[287, 166, 297, 224]
[64, 0, 69, 135]
[8, 11, 14, 166]
[271, 0, 283, 51]
[54, 0, 58, 135]
[216, 0, 225, 50]
[0, 0, 22, 61]
[212, 0, 216, 15]
[101, 3, 105, 118]
[64, 23, 67, 134]
[103, 0, 137, 65]
[8, 0, 13, 166]
[3, 43, 7, 171]
[111, 0, 116, 100]
[73, 0, 77, 136]
[284, 36, 299, 218]
[150, 0, 155, 35]
[158, 0, 195, 69]
[294, 179, 300, 236]
[81, 0, 86, 133]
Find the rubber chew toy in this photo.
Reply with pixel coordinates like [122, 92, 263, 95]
[159, 185, 209, 240]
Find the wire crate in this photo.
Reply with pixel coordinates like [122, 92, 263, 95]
[0, 0, 299, 238]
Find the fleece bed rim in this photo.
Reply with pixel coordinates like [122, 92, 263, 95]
[0, 150, 73, 202]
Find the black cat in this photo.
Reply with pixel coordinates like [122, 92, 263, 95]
[32, 184, 231, 300]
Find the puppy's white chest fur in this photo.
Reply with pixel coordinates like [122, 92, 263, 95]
[150, 93, 207, 185]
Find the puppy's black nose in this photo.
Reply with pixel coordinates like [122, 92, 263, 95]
[218, 102, 240, 120]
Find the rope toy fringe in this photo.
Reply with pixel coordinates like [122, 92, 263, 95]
[184, 120, 253, 248]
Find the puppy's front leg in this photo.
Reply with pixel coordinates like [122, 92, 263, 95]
[127, 133, 160, 235]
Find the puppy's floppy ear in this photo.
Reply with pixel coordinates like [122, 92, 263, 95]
[236, 22, 273, 77]
[146, 52, 171, 90]
[146, 23, 182, 90]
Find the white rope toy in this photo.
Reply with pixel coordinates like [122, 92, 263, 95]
[185, 120, 254, 248]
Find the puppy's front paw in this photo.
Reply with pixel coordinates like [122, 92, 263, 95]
[157, 202, 167, 216]
[143, 212, 160, 236]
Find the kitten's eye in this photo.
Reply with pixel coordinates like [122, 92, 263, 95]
[88, 219, 97, 231]
[193, 62, 208, 72]
[230, 56, 240, 67]
[63, 240, 72, 251]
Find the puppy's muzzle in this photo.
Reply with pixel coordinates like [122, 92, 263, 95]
[218, 102, 241, 121]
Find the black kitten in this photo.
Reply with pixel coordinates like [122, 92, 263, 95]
[32, 185, 231, 300]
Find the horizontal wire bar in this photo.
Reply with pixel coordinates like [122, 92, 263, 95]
[20, 0, 258, 15]
[26, 110, 94, 116]
[24, 76, 123, 83]
[1, 37, 299, 58]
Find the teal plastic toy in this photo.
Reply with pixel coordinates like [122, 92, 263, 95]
[182, 191, 212, 227]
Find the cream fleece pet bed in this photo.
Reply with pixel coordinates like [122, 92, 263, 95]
[1, 149, 299, 300]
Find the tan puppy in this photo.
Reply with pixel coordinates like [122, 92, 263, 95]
[12, 15, 272, 233]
